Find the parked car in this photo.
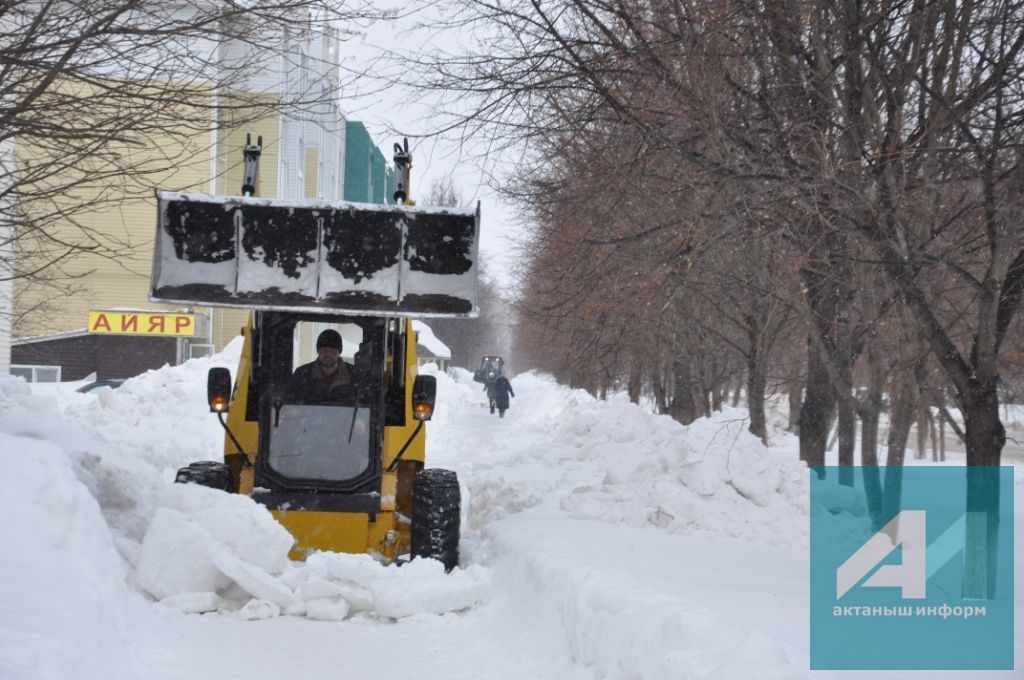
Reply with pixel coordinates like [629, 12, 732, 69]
[76, 379, 125, 394]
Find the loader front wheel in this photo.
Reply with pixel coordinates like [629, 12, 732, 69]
[174, 461, 232, 492]
[411, 468, 461, 572]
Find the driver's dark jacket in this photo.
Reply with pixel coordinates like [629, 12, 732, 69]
[287, 360, 353, 402]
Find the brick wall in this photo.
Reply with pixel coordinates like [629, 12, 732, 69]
[12, 334, 178, 381]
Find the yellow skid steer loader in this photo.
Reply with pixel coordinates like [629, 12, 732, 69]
[151, 139, 477, 570]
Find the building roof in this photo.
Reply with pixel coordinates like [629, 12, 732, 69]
[412, 320, 450, 359]
[11, 328, 90, 346]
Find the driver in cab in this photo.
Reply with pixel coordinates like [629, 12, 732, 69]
[287, 329, 353, 402]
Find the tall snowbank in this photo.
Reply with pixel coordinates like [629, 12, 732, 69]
[0, 343, 243, 678]
[421, 368, 819, 678]
[0, 380, 130, 680]
[432, 369, 810, 548]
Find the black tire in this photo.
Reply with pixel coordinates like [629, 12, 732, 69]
[174, 461, 232, 492]
[411, 468, 461, 572]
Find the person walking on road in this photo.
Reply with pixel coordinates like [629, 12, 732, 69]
[490, 375, 515, 418]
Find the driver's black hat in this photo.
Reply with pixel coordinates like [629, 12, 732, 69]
[316, 329, 343, 351]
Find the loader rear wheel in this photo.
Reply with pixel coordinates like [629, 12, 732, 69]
[411, 468, 460, 572]
[174, 461, 232, 492]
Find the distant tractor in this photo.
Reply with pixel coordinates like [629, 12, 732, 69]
[154, 137, 478, 570]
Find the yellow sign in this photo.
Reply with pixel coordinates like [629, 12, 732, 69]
[88, 311, 196, 337]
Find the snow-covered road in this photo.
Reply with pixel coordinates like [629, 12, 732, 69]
[1, 348, 1021, 679]
[133, 594, 584, 680]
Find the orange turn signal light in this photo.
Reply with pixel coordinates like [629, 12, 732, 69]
[413, 402, 433, 421]
[210, 395, 228, 412]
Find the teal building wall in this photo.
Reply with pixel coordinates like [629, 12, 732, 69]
[344, 121, 394, 204]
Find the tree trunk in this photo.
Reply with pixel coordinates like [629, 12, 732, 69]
[835, 260, 855, 485]
[857, 339, 886, 525]
[670, 355, 699, 425]
[861, 408, 881, 466]
[745, 314, 769, 444]
[962, 382, 1006, 467]
[886, 384, 915, 466]
[695, 372, 712, 419]
[915, 403, 928, 460]
[837, 395, 856, 486]
[652, 366, 669, 415]
[627, 354, 643, 405]
[961, 383, 1003, 596]
[964, 464, 1001, 599]
[799, 244, 850, 468]
[858, 341, 885, 466]
[799, 337, 835, 467]
[788, 380, 802, 434]
[939, 417, 946, 461]
[882, 377, 915, 521]
[747, 352, 768, 445]
[930, 411, 939, 462]
[861, 407, 884, 529]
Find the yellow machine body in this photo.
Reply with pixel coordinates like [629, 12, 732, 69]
[157, 140, 469, 568]
[221, 315, 426, 561]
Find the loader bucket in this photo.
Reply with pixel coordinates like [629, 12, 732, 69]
[150, 192, 479, 316]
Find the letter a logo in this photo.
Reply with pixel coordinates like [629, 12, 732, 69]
[836, 510, 927, 599]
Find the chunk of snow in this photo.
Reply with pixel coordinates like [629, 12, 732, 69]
[213, 552, 301, 611]
[158, 483, 294, 574]
[305, 598, 351, 621]
[135, 508, 231, 600]
[236, 599, 281, 621]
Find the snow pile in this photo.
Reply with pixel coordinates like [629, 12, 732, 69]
[0, 347, 241, 679]
[418, 368, 819, 678]
[36, 340, 243, 568]
[0, 379, 130, 680]
[135, 482, 490, 620]
[433, 370, 810, 547]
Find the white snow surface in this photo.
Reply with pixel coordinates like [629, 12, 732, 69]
[1, 353, 1021, 679]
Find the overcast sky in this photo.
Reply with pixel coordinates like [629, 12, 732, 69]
[339, 5, 521, 290]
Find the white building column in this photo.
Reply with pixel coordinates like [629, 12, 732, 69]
[0, 135, 14, 375]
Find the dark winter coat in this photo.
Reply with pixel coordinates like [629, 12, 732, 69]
[287, 360, 353, 402]
[489, 376, 515, 410]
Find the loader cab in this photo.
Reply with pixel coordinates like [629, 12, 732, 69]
[246, 313, 405, 506]
[197, 309, 446, 561]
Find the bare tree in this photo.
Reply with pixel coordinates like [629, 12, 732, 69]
[415, 0, 1024, 473]
[1, 0, 390, 328]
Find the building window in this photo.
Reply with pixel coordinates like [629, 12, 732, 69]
[188, 344, 214, 360]
[11, 365, 62, 383]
